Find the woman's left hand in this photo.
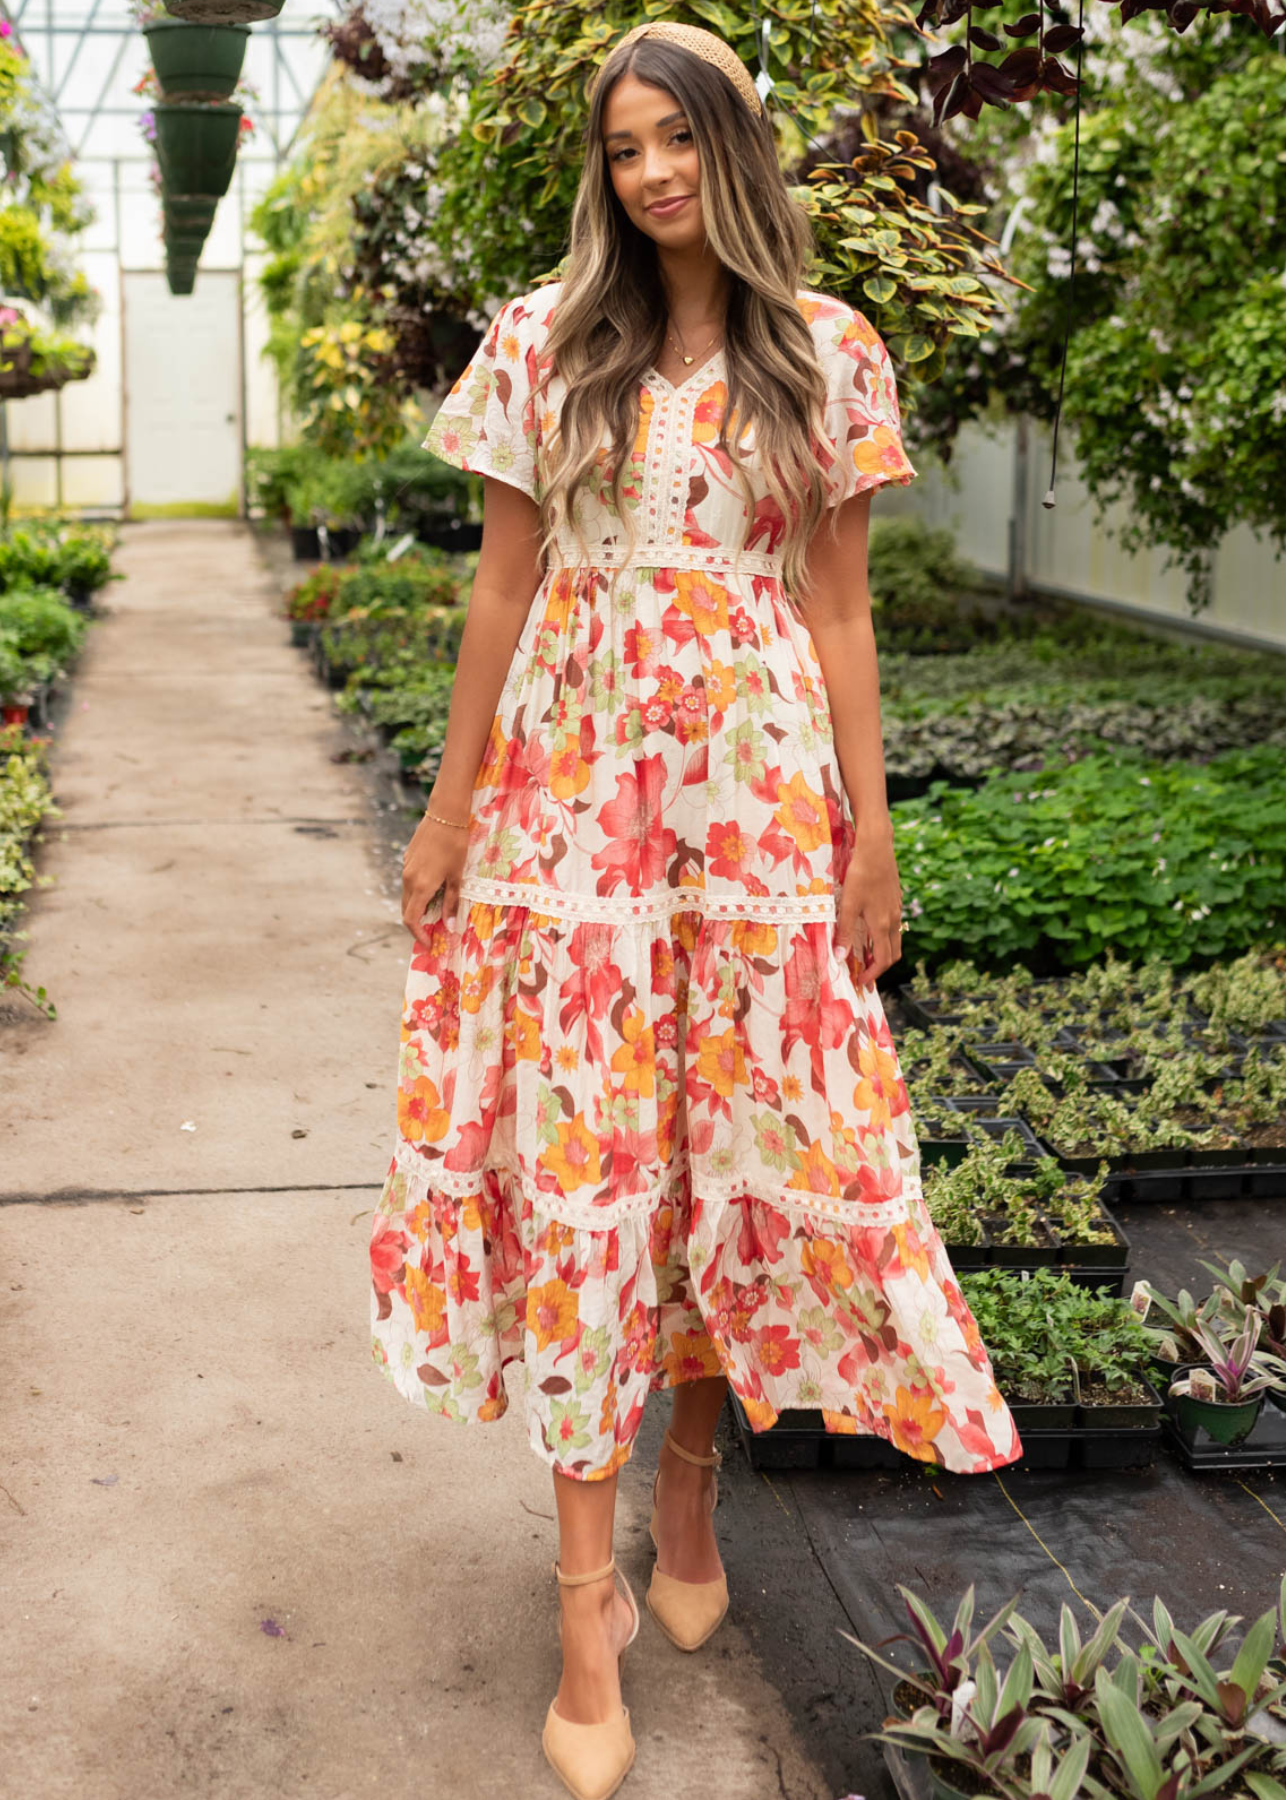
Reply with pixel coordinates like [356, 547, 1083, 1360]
[834, 822, 904, 987]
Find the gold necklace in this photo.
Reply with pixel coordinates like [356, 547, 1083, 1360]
[666, 318, 723, 367]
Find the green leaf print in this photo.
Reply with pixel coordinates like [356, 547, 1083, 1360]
[725, 719, 768, 785]
[547, 1397, 593, 1454]
[573, 1325, 611, 1395]
[752, 1110, 805, 1174]
[588, 650, 626, 715]
[799, 1305, 847, 1357]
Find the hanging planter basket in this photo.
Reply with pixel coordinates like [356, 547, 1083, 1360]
[154, 101, 242, 199]
[163, 193, 219, 234]
[145, 18, 250, 102]
[167, 259, 199, 297]
[162, 0, 284, 22]
[164, 229, 208, 259]
[0, 311, 33, 395]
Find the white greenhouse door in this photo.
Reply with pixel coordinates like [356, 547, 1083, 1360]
[123, 270, 242, 515]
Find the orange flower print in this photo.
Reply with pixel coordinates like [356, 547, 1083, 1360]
[801, 1236, 855, 1300]
[692, 380, 727, 443]
[788, 1138, 841, 1198]
[398, 1073, 450, 1144]
[509, 1006, 542, 1062]
[892, 1222, 932, 1282]
[527, 1278, 579, 1351]
[673, 567, 730, 637]
[550, 738, 591, 800]
[731, 919, 777, 957]
[460, 964, 495, 1017]
[610, 1007, 656, 1097]
[739, 1393, 778, 1431]
[854, 1037, 902, 1129]
[662, 1328, 721, 1384]
[882, 1386, 948, 1459]
[773, 772, 830, 853]
[696, 1025, 747, 1099]
[405, 1263, 447, 1338]
[555, 1043, 578, 1072]
[706, 660, 737, 712]
[541, 1112, 603, 1192]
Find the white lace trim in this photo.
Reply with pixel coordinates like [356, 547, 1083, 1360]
[549, 539, 784, 577]
[388, 1142, 915, 1232]
[458, 877, 838, 924]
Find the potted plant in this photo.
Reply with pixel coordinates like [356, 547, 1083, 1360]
[144, 16, 250, 101]
[152, 99, 244, 197]
[0, 652, 34, 726]
[163, 0, 284, 21]
[162, 192, 219, 235]
[1167, 1309, 1286, 1447]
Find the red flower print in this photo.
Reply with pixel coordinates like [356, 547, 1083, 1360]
[624, 621, 663, 675]
[590, 755, 677, 892]
[783, 933, 856, 1056]
[369, 1215, 409, 1294]
[755, 1325, 801, 1377]
[708, 819, 754, 881]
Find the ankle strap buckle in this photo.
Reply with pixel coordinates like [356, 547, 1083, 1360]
[664, 1429, 723, 1469]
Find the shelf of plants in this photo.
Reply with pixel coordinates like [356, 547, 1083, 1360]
[280, 539, 475, 804]
[0, 523, 120, 1016]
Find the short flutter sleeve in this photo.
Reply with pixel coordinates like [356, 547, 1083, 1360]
[814, 301, 918, 507]
[421, 293, 539, 501]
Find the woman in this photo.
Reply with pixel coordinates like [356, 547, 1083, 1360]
[370, 20, 1020, 1799]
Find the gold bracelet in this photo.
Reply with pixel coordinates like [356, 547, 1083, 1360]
[425, 808, 470, 830]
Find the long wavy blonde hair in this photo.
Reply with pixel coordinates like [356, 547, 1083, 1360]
[530, 32, 844, 607]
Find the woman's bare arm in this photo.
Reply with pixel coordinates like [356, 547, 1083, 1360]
[401, 475, 545, 946]
[799, 489, 904, 984]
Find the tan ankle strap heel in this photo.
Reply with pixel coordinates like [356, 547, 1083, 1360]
[544, 1556, 640, 1800]
[646, 1431, 729, 1652]
[553, 1556, 620, 1586]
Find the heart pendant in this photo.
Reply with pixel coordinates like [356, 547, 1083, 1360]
[682, 355, 693, 364]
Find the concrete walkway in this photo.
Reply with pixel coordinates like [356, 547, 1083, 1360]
[0, 523, 834, 1800]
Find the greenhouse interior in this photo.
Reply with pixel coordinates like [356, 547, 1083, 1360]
[2, 2, 1285, 1799]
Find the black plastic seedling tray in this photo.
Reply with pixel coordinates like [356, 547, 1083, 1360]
[729, 1393, 1160, 1473]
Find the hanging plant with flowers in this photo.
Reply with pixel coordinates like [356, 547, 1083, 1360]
[133, 65, 257, 152]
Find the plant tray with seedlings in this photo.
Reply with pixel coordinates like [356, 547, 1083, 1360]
[923, 1136, 1130, 1287]
[961, 1268, 1162, 1468]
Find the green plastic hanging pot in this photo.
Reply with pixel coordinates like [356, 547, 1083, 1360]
[163, 0, 283, 22]
[154, 101, 241, 199]
[162, 193, 219, 234]
[167, 259, 199, 296]
[165, 228, 208, 258]
[145, 18, 249, 100]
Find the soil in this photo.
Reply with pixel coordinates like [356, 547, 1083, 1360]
[1077, 1378, 1155, 1407]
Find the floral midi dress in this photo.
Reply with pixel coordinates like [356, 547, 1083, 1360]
[368, 280, 1021, 1482]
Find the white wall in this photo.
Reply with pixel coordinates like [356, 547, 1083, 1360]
[906, 416, 1286, 651]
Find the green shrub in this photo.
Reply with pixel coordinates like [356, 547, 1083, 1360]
[894, 743, 1286, 970]
[0, 588, 85, 683]
[0, 525, 118, 597]
[0, 724, 58, 932]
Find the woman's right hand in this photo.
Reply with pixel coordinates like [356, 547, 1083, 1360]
[401, 807, 471, 950]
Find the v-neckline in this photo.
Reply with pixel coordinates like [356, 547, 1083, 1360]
[643, 348, 726, 397]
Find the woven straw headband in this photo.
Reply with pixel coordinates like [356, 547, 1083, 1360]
[592, 21, 765, 119]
